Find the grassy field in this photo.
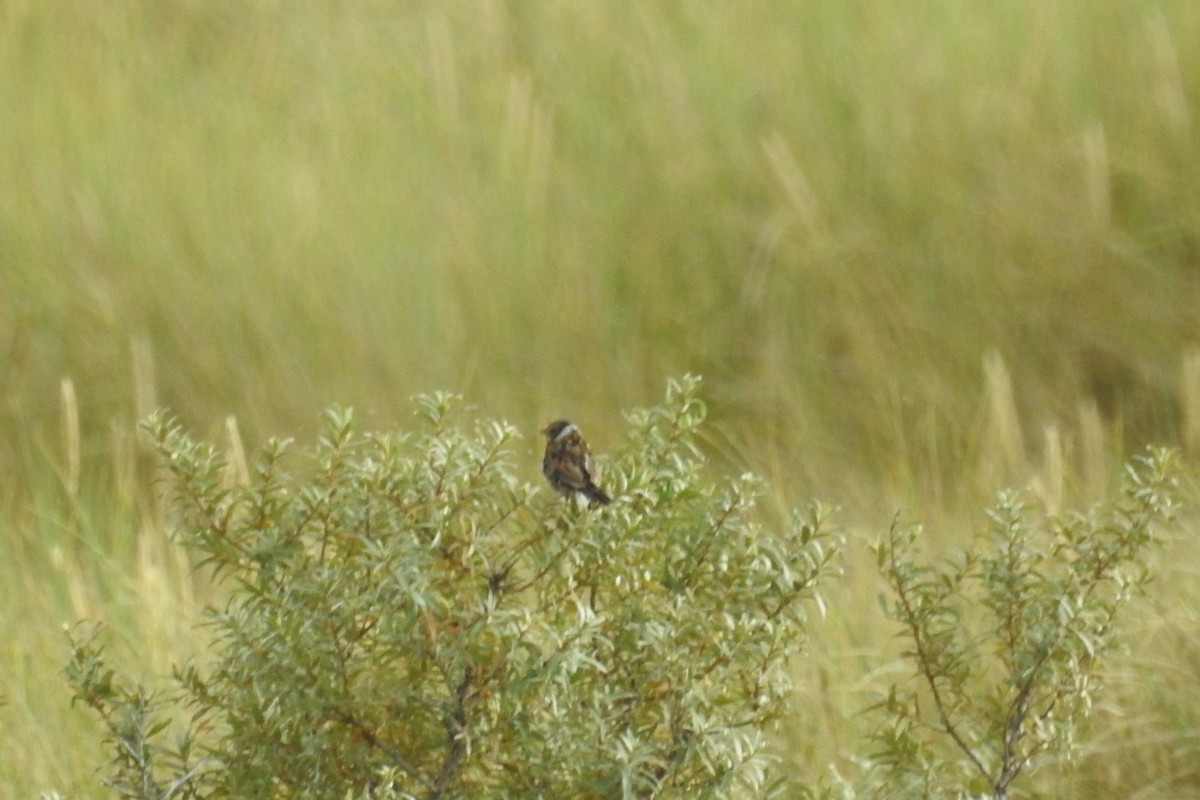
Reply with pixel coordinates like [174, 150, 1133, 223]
[2, 2, 1199, 796]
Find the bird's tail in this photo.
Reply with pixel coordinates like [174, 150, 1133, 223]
[584, 485, 612, 506]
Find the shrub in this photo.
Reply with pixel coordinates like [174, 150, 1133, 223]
[66, 376, 838, 799]
[866, 449, 1178, 799]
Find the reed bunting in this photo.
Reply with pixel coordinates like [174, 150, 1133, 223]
[540, 419, 612, 506]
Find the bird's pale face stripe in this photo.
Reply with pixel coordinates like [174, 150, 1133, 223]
[553, 423, 578, 441]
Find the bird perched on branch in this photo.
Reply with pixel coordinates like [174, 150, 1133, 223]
[540, 419, 612, 506]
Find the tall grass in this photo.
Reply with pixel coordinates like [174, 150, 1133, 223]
[1, 2, 1199, 795]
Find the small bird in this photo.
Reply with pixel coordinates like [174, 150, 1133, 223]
[540, 419, 612, 506]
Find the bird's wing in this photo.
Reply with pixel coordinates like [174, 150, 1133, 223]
[549, 456, 590, 490]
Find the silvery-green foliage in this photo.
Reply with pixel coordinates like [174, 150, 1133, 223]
[67, 376, 837, 799]
[868, 449, 1178, 800]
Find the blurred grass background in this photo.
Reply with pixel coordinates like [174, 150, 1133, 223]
[2, 1, 1199, 795]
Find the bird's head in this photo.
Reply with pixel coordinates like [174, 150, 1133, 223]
[540, 420, 576, 441]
